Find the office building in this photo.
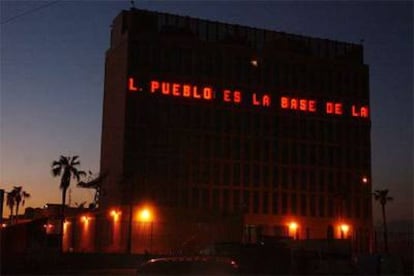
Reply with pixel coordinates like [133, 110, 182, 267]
[98, 8, 372, 253]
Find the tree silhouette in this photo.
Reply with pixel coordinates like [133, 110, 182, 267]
[51, 155, 86, 250]
[13, 186, 31, 223]
[6, 189, 17, 224]
[373, 189, 393, 253]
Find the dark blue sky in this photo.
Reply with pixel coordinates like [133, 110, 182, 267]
[1, 1, 412, 223]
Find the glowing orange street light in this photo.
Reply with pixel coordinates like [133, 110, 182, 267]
[110, 209, 121, 221]
[139, 208, 152, 222]
[81, 215, 90, 223]
[288, 222, 299, 239]
[362, 177, 368, 184]
[138, 207, 154, 252]
[289, 222, 298, 230]
[340, 224, 350, 239]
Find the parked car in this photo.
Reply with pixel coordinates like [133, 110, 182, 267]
[136, 256, 239, 275]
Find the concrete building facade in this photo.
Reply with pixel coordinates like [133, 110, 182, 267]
[98, 8, 372, 254]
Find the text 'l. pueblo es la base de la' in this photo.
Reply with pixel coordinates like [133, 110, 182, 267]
[128, 78, 369, 119]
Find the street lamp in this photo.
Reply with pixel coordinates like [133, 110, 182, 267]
[288, 222, 299, 240]
[139, 208, 151, 221]
[110, 209, 121, 222]
[110, 208, 122, 250]
[340, 223, 350, 239]
[138, 208, 153, 252]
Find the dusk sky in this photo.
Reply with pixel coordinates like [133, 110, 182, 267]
[1, 1, 412, 224]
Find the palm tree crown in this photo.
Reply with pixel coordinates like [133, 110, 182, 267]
[52, 155, 86, 193]
[6, 189, 17, 222]
[5, 186, 31, 224]
[373, 189, 393, 206]
[13, 186, 31, 223]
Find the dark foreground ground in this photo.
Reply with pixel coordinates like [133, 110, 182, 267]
[2, 251, 412, 275]
[1, 252, 145, 275]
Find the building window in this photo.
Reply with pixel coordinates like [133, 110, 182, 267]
[201, 188, 209, 209]
[281, 168, 289, 189]
[272, 192, 278, 214]
[233, 163, 241, 186]
[310, 195, 316, 217]
[262, 166, 269, 187]
[253, 164, 260, 187]
[181, 189, 189, 208]
[301, 170, 307, 190]
[319, 196, 325, 217]
[355, 197, 361, 218]
[243, 191, 250, 213]
[243, 163, 250, 187]
[213, 189, 219, 210]
[328, 199, 334, 217]
[345, 197, 351, 218]
[223, 189, 229, 213]
[291, 194, 297, 215]
[192, 188, 199, 208]
[300, 194, 307, 216]
[272, 166, 278, 188]
[253, 192, 259, 213]
[233, 190, 240, 213]
[232, 137, 241, 160]
[262, 192, 269, 214]
[271, 140, 278, 161]
[222, 162, 230, 186]
[282, 193, 288, 214]
[291, 169, 297, 190]
[309, 171, 316, 192]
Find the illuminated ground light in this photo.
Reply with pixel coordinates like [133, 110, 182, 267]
[63, 220, 70, 231]
[139, 208, 152, 222]
[288, 222, 299, 239]
[81, 215, 90, 223]
[340, 224, 350, 238]
[110, 209, 121, 221]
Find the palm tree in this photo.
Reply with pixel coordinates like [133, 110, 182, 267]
[13, 186, 31, 223]
[373, 189, 393, 253]
[6, 189, 17, 224]
[51, 155, 86, 245]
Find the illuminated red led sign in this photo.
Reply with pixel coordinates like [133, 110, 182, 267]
[280, 97, 317, 112]
[149, 80, 213, 100]
[128, 77, 369, 118]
